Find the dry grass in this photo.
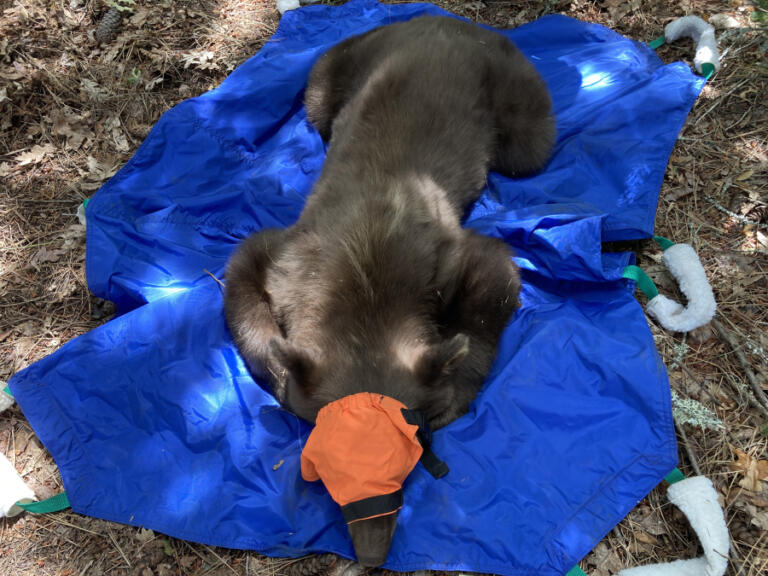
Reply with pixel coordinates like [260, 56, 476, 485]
[1, 0, 766, 575]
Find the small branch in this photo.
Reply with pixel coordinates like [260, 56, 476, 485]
[705, 196, 768, 230]
[203, 545, 238, 576]
[203, 268, 225, 288]
[107, 528, 131, 567]
[674, 420, 702, 476]
[712, 319, 768, 413]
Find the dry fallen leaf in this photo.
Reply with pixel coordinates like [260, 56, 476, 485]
[589, 542, 624, 576]
[638, 508, 668, 536]
[80, 79, 109, 103]
[747, 506, 768, 530]
[635, 531, 658, 546]
[135, 527, 155, 543]
[78, 155, 121, 190]
[181, 50, 218, 71]
[733, 497, 768, 531]
[603, 0, 640, 23]
[28, 246, 65, 270]
[129, 7, 150, 27]
[103, 115, 130, 153]
[112, 130, 129, 152]
[53, 113, 94, 151]
[87, 156, 119, 179]
[60, 224, 86, 249]
[731, 447, 768, 492]
[16, 143, 55, 166]
[13, 337, 36, 372]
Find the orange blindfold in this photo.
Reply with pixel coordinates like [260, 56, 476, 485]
[301, 393, 448, 523]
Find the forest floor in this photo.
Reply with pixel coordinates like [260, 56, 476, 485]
[1, 1, 766, 575]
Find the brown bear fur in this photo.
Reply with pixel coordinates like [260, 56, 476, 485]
[224, 15, 555, 567]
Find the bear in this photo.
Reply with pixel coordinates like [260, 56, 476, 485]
[224, 15, 555, 567]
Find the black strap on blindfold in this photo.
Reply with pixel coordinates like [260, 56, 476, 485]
[401, 409, 449, 479]
[341, 489, 403, 523]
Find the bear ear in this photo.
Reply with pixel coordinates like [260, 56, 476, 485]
[415, 333, 469, 384]
[270, 339, 315, 390]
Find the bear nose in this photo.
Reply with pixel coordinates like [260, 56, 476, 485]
[346, 512, 399, 567]
[356, 552, 389, 568]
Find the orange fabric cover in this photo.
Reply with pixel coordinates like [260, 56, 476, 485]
[301, 393, 423, 509]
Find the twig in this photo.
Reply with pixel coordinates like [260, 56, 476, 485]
[77, 559, 95, 576]
[45, 515, 103, 537]
[107, 528, 131, 567]
[674, 420, 702, 476]
[611, 525, 634, 565]
[712, 319, 768, 413]
[696, 77, 752, 123]
[729, 542, 744, 576]
[705, 196, 768, 230]
[204, 268, 226, 289]
[203, 545, 239, 576]
[36, 521, 79, 547]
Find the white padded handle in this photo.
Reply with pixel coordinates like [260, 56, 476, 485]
[0, 452, 35, 518]
[277, 0, 322, 15]
[617, 476, 729, 576]
[0, 387, 36, 518]
[664, 16, 721, 75]
[0, 387, 13, 413]
[645, 244, 716, 332]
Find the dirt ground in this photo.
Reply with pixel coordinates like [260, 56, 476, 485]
[1, 0, 766, 575]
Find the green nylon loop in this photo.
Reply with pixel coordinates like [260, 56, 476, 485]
[664, 467, 686, 484]
[2, 385, 11, 397]
[622, 265, 659, 300]
[566, 566, 588, 576]
[653, 235, 675, 251]
[648, 36, 665, 50]
[83, 198, 90, 208]
[16, 492, 70, 514]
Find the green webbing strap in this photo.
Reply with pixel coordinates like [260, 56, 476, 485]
[566, 566, 588, 576]
[622, 265, 659, 300]
[653, 235, 675, 251]
[648, 36, 665, 50]
[2, 385, 11, 397]
[664, 467, 685, 484]
[16, 492, 71, 514]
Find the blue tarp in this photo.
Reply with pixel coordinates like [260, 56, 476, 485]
[9, 1, 705, 574]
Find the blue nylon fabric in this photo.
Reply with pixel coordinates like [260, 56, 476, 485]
[9, 1, 705, 574]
